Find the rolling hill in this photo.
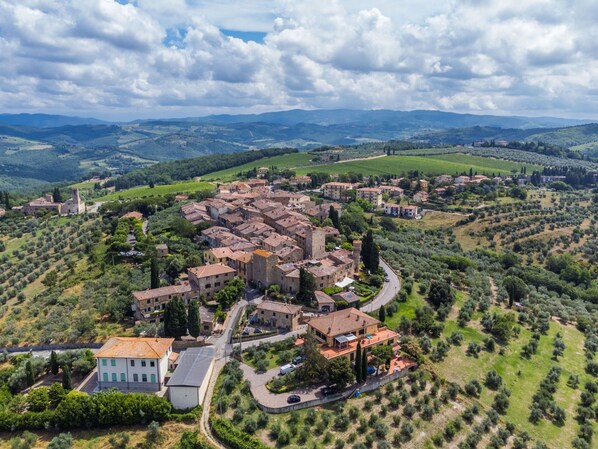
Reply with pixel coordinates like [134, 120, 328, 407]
[0, 109, 595, 191]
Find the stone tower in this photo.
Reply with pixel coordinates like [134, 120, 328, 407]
[352, 239, 362, 273]
[305, 226, 325, 259]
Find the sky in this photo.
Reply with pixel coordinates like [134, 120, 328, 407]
[0, 0, 596, 120]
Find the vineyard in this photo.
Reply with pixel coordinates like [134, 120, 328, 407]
[399, 147, 598, 171]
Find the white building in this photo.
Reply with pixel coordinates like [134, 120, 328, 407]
[95, 337, 174, 392]
[168, 347, 215, 410]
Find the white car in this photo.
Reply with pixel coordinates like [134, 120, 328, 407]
[279, 363, 296, 375]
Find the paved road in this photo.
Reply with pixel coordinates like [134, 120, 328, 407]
[86, 201, 106, 214]
[361, 258, 401, 313]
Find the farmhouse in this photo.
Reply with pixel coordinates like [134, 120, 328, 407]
[132, 282, 198, 322]
[96, 337, 174, 392]
[254, 300, 303, 331]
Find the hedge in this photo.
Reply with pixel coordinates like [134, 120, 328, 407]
[0, 390, 172, 432]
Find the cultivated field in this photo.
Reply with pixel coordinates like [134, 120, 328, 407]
[93, 180, 215, 201]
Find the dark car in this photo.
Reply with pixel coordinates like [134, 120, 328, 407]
[292, 356, 304, 365]
[321, 386, 336, 396]
[287, 394, 301, 404]
[367, 366, 376, 375]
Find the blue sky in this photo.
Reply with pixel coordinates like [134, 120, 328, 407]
[0, 0, 596, 120]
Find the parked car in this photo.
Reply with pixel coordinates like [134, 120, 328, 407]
[279, 363, 296, 375]
[287, 394, 301, 404]
[384, 275, 390, 282]
[241, 327, 250, 336]
[367, 366, 376, 375]
[292, 356, 304, 365]
[321, 386, 336, 396]
[254, 327, 262, 334]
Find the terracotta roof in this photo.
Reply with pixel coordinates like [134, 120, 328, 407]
[253, 248, 274, 258]
[307, 308, 379, 337]
[95, 337, 174, 359]
[209, 247, 234, 259]
[132, 282, 193, 301]
[257, 300, 302, 315]
[314, 291, 335, 305]
[188, 263, 236, 278]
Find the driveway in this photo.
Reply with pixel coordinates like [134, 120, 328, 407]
[361, 258, 400, 313]
[240, 363, 327, 408]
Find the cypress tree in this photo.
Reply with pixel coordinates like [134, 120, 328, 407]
[52, 187, 62, 203]
[187, 301, 200, 338]
[355, 342, 362, 383]
[150, 257, 160, 289]
[361, 351, 368, 381]
[62, 365, 72, 390]
[26, 360, 35, 387]
[379, 304, 386, 323]
[49, 350, 59, 375]
[297, 268, 316, 304]
[163, 297, 188, 339]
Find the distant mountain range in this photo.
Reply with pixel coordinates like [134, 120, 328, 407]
[0, 109, 596, 191]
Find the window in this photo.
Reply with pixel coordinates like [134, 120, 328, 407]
[121, 373, 126, 382]
[215, 282, 221, 287]
[273, 312, 276, 316]
[286, 314, 289, 318]
[142, 374, 147, 382]
[133, 373, 139, 382]
[101, 359, 107, 366]
[150, 361, 155, 367]
[141, 361, 146, 367]
[103, 373, 108, 382]
[151, 374, 156, 383]
[110, 359, 116, 367]
[111, 373, 117, 382]
[130, 360, 135, 367]
[205, 284, 211, 288]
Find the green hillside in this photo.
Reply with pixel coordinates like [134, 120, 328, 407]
[203, 152, 314, 180]
[93, 180, 214, 201]
[292, 154, 540, 177]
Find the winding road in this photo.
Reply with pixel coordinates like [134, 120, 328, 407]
[361, 258, 401, 313]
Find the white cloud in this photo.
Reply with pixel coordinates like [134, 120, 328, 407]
[0, 0, 596, 119]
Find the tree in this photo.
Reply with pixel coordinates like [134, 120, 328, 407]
[379, 304, 386, 323]
[371, 344, 393, 374]
[187, 301, 200, 338]
[355, 342, 362, 382]
[503, 276, 526, 307]
[53, 187, 63, 203]
[42, 270, 58, 289]
[165, 255, 185, 280]
[327, 357, 355, 389]
[49, 382, 66, 407]
[48, 433, 73, 449]
[296, 333, 329, 381]
[150, 257, 160, 289]
[328, 206, 340, 230]
[361, 350, 368, 381]
[361, 230, 379, 273]
[49, 350, 59, 375]
[25, 360, 35, 387]
[297, 267, 316, 304]
[27, 386, 50, 412]
[61, 365, 72, 390]
[427, 280, 456, 309]
[163, 297, 188, 339]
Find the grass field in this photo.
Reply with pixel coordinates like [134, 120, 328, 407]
[93, 180, 214, 201]
[293, 154, 541, 177]
[203, 152, 314, 181]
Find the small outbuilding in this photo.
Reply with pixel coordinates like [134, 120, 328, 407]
[168, 347, 214, 410]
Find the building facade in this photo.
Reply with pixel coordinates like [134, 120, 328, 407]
[96, 337, 174, 392]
